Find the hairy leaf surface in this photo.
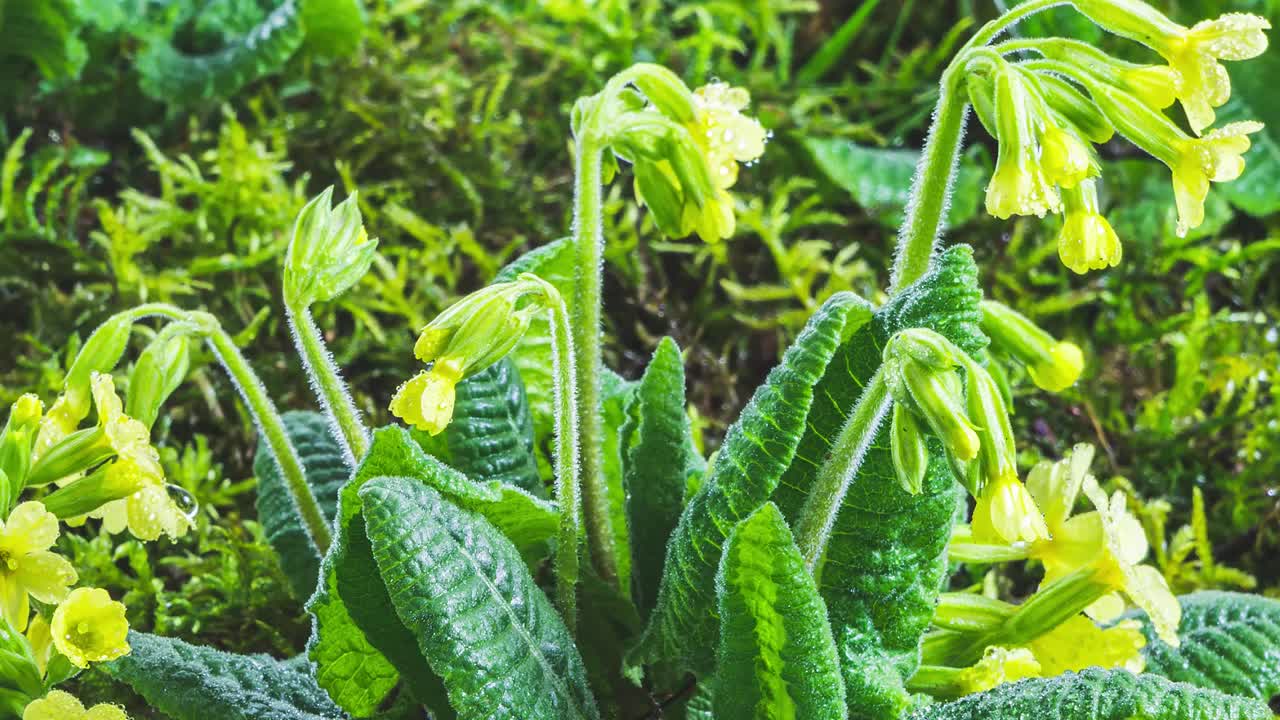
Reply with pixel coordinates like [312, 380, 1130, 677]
[906, 668, 1273, 720]
[627, 291, 872, 677]
[714, 503, 846, 720]
[415, 358, 545, 497]
[1128, 591, 1280, 703]
[624, 337, 705, 620]
[254, 411, 346, 599]
[361, 475, 600, 720]
[770, 245, 985, 720]
[106, 632, 343, 720]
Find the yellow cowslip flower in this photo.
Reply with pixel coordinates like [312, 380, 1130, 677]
[0, 502, 76, 632]
[1117, 65, 1182, 111]
[1024, 446, 1181, 645]
[956, 647, 1042, 695]
[980, 301, 1084, 393]
[1057, 180, 1121, 274]
[22, 690, 128, 720]
[1025, 615, 1146, 676]
[971, 472, 1050, 545]
[390, 357, 466, 436]
[688, 83, 767, 190]
[1168, 122, 1263, 238]
[985, 62, 1062, 219]
[1039, 124, 1093, 190]
[50, 587, 130, 668]
[1158, 14, 1270, 135]
[83, 373, 191, 541]
[1027, 342, 1084, 394]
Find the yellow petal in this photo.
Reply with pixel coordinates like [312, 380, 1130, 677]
[85, 705, 130, 720]
[1027, 615, 1146, 676]
[51, 587, 131, 668]
[971, 473, 1049, 545]
[22, 690, 87, 720]
[0, 577, 30, 632]
[15, 550, 77, 604]
[1, 502, 60, 554]
[90, 499, 130, 535]
[957, 647, 1041, 695]
[126, 485, 190, 541]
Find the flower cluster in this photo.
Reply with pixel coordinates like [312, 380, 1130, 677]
[963, 4, 1268, 272]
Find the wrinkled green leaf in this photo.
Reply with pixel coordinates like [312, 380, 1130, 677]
[906, 668, 1272, 720]
[1128, 591, 1280, 703]
[105, 632, 344, 720]
[769, 245, 985, 720]
[805, 139, 987, 228]
[626, 292, 872, 678]
[361, 475, 600, 720]
[415, 357, 545, 497]
[624, 337, 705, 620]
[714, 503, 846, 720]
[254, 411, 346, 599]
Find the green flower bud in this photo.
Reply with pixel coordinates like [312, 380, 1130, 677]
[900, 359, 981, 465]
[1034, 74, 1115, 145]
[627, 64, 698, 124]
[890, 401, 929, 495]
[0, 395, 42, 510]
[284, 187, 378, 307]
[981, 301, 1085, 392]
[61, 314, 135, 421]
[964, 360, 1019, 489]
[40, 464, 139, 519]
[126, 327, 193, 430]
[889, 327, 965, 371]
[25, 427, 113, 488]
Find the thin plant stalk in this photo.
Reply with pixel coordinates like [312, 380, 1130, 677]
[286, 299, 370, 467]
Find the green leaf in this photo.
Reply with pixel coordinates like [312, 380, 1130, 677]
[626, 292, 873, 678]
[713, 503, 846, 720]
[105, 632, 344, 720]
[1127, 591, 1280, 703]
[360, 475, 600, 720]
[805, 139, 988, 228]
[415, 358, 546, 498]
[602, 369, 638, 596]
[254, 411, 346, 599]
[624, 337, 705, 620]
[300, 0, 365, 57]
[769, 245, 985, 720]
[905, 668, 1273, 720]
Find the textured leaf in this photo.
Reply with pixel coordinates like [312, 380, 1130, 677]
[254, 411, 346, 599]
[906, 668, 1272, 720]
[713, 503, 846, 720]
[627, 292, 872, 677]
[361, 475, 600, 720]
[624, 337, 705, 620]
[136, 0, 305, 105]
[1128, 591, 1280, 703]
[805, 139, 988, 228]
[602, 369, 638, 595]
[105, 632, 343, 720]
[415, 358, 545, 497]
[769, 245, 985, 720]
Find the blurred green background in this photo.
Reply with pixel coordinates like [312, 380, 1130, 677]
[1, 0, 1277, 708]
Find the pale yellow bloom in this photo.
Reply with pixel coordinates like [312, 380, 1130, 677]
[1159, 13, 1270, 134]
[51, 587, 130, 668]
[1057, 181, 1121, 275]
[0, 502, 76, 632]
[1027, 342, 1084, 393]
[23, 690, 128, 720]
[1169, 122, 1263, 237]
[389, 357, 466, 436]
[956, 647, 1042, 695]
[971, 472, 1050, 545]
[1039, 125, 1093, 189]
[1026, 616, 1146, 676]
[689, 83, 767, 190]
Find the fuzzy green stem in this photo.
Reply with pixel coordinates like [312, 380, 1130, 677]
[195, 313, 332, 553]
[889, 0, 1066, 294]
[570, 135, 620, 587]
[793, 366, 891, 575]
[286, 300, 370, 466]
[544, 283, 583, 634]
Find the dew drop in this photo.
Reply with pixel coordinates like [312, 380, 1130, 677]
[167, 484, 199, 521]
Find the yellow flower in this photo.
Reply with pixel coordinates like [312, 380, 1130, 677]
[986, 146, 1061, 220]
[1025, 446, 1181, 645]
[971, 472, 1050, 545]
[1158, 13, 1270, 135]
[956, 647, 1042, 695]
[23, 690, 128, 720]
[688, 83, 767, 191]
[1039, 124, 1094, 189]
[1057, 180, 1121, 274]
[26, 613, 53, 676]
[0, 502, 76, 632]
[985, 63, 1062, 219]
[51, 587, 130, 668]
[1169, 121, 1263, 237]
[1025, 615, 1146, 676]
[389, 358, 465, 436]
[1118, 65, 1182, 111]
[1027, 342, 1084, 393]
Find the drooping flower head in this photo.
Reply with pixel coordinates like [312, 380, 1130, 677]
[50, 587, 130, 668]
[1057, 180, 1121, 275]
[0, 502, 76, 632]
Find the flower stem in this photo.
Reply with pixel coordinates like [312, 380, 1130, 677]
[889, 0, 1066, 294]
[543, 281, 582, 633]
[570, 135, 620, 587]
[286, 300, 370, 467]
[793, 366, 891, 575]
[195, 312, 332, 553]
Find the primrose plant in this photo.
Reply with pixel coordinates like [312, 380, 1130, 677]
[3, 1, 1280, 719]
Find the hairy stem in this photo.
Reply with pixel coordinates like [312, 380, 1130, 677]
[286, 300, 369, 467]
[570, 135, 620, 586]
[793, 366, 891, 574]
[889, 0, 1066, 294]
[197, 313, 332, 553]
[545, 285, 583, 633]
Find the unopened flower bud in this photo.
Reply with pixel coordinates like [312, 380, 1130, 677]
[1058, 180, 1121, 274]
[964, 360, 1019, 488]
[284, 187, 378, 307]
[126, 328, 192, 430]
[981, 301, 1084, 393]
[890, 401, 929, 495]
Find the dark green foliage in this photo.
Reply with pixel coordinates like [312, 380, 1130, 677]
[361, 476, 599, 720]
[769, 245, 985, 720]
[1127, 591, 1280, 703]
[714, 503, 846, 720]
[105, 631, 344, 720]
[905, 668, 1273, 720]
[254, 411, 347, 599]
[623, 337, 704, 619]
[627, 291, 870, 678]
